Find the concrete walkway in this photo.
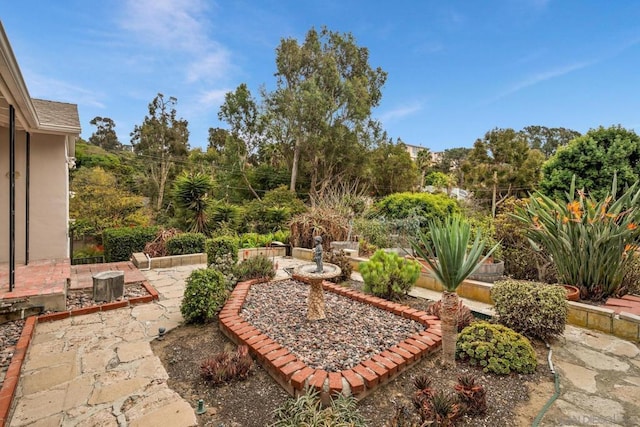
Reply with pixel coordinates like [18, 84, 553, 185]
[8, 257, 640, 426]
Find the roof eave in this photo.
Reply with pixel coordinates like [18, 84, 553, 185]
[0, 22, 39, 130]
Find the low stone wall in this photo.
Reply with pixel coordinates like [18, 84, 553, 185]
[239, 247, 287, 261]
[131, 252, 207, 269]
[291, 248, 640, 343]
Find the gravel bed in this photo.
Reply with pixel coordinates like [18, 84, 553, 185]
[240, 279, 426, 372]
[66, 282, 150, 310]
[0, 319, 25, 387]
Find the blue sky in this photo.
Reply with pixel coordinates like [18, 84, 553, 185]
[3, 0, 640, 152]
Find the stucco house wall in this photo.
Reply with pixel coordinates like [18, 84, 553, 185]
[0, 21, 80, 264]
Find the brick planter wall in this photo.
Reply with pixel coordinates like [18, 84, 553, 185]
[219, 278, 441, 403]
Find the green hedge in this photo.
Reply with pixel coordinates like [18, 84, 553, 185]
[103, 226, 159, 262]
[166, 233, 207, 255]
[206, 236, 239, 265]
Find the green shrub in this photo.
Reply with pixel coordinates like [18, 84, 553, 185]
[271, 389, 367, 427]
[206, 236, 239, 265]
[166, 232, 206, 255]
[359, 250, 421, 300]
[372, 192, 460, 223]
[325, 250, 353, 283]
[234, 255, 275, 281]
[103, 226, 159, 262]
[456, 322, 537, 375]
[620, 252, 640, 296]
[180, 268, 229, 324]
[491, 279, 567, 341]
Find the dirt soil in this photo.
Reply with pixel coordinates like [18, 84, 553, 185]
[151, 293, 553, 427]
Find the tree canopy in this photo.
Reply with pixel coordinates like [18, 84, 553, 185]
[131, 93, 189, 211]
[540, 125, 640, 199]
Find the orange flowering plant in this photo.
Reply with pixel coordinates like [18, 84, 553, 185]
[514, 175, 640, 300]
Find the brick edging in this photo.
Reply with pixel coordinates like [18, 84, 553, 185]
[219, 279, 442, 401]
[0, 316, 36, 425]
[38, 279, 160, 323]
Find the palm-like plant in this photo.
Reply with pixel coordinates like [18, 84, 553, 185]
[173, 172, 214, 234]
[411, 215, 497, 366]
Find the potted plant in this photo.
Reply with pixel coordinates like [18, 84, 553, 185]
[411, 215, 497, 367]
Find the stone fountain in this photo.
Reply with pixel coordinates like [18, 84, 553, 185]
[293, 236, 341, 320]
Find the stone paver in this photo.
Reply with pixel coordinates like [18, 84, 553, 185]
[8, 264, 205, 426]
[7, 257, 640, 426]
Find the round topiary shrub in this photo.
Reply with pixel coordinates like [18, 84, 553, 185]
[456, 321, 537, 375]
[491, 279, 567, 341]
[180, 268, 229, 324]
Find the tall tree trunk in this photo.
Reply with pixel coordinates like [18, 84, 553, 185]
[440, 290, 459, 367]
[290, 136, 301, 192]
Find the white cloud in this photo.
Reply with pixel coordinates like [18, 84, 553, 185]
[24, 73, 106, 109]
[119, 0, 232, 84]
[197, 88, 229, 108]
[485, 61, 592, 104]
[187, 51, 232, 83]
[379, 102, 422, 122]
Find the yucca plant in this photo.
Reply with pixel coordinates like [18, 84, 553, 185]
[514, 175, 640, 300]
[454, 374, 487, 415]
[173, 172, 214, 235]
[411, 215, 496, 367]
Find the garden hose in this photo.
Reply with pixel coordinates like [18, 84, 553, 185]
[531, 341, 561, 427]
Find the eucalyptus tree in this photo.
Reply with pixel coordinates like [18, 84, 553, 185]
[131, 93, 189, 211]
[89, 116, 121, 151]
[218, 84, 265, 200]
[267, 27, 387, 198]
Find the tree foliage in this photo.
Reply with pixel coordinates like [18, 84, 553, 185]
[540, 125, 640, 199]
[268, 26, 387, 197]
[131, 93, 189, 211]
[367, 140, 418, 196]
[521, 125, 580, 158]
[89, 116, 121, 151]
[70, 167, 149, 238]
[462, 128, 544, 214]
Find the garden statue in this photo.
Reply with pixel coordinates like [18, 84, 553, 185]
[313, 235, 323, 273]
[292, 235, 341, 320]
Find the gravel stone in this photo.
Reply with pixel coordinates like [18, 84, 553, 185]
[240, 279, 426, 372]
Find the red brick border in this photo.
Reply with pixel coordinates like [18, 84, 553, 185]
[219, 279, 441, 402]
[0, 316, 36, 425]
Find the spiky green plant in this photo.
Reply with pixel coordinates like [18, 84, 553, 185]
[411, 215, 497, 367]
[173, 172, 214, 235]
[513, 175, 640, 300]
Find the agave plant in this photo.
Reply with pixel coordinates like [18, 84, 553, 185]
[454, 374, 487, 415]
[411, 215, 496, 367]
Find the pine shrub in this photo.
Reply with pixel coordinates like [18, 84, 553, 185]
[456, 321, 537, 375]
[180, 268, 228, 324]
[491, 279, 567, 341]
[359, 250, 421, 300]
